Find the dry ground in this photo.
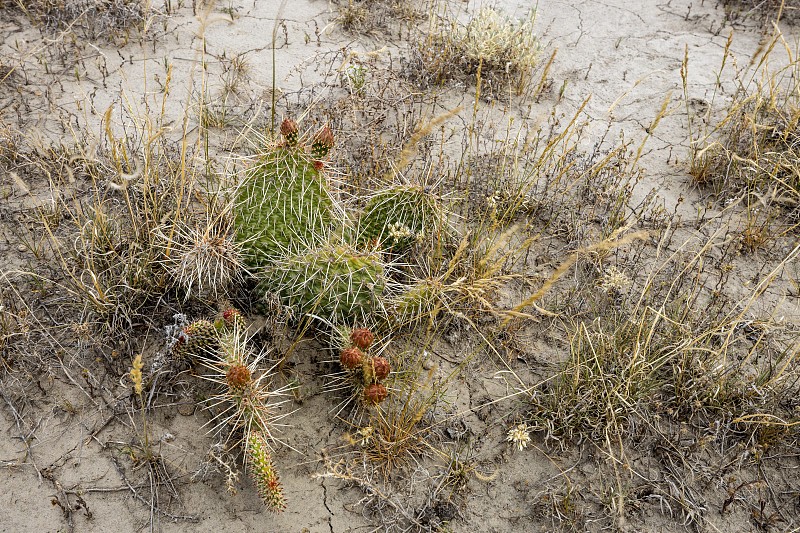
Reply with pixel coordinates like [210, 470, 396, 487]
[1, 0, 800, 532]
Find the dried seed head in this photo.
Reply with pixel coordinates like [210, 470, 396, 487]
[349, 328, 374, 350]
[339, 347, 363, 370]
[370, 356, 390, 381]
[364, 383, 388, 405]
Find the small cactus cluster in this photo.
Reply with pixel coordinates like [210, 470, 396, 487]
[169, 308, 287, 511]
[338, 327, 390, 405]
[171, 308, 249, 362]
[234, 120, 391, 326]
[162, 219, 245, 300]
[234, 118, 449, 329]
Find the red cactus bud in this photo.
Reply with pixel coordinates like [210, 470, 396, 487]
[226, 364, 252, 391]
[280, 118, 298, 146]
[222, 308, 246, 332]
[313, 160, 324, 172]
[350, 328, 374, 350]
[339, 347, 363, 370]
[371, 356, 390, 381]
[364, 383, 388, 405]
[311, 125, 334, 158]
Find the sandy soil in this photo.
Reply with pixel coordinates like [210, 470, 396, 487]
[1, 0, 799, 532]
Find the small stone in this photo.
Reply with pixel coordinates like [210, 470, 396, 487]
[178, 399, 196, 416]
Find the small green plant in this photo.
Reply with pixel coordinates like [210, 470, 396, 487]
[342, 63, 369, 94]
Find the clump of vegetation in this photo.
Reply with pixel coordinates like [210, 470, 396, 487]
[2, 0, 150, 40]
[718, 0, 800, 24]
[410, 6, 542, 95]
[687, 30, 800, 248]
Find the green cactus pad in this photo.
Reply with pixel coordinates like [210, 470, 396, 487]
[235, 149, 334, 270]
[358, 185, 440, 251]
[267, 244, 385, 324]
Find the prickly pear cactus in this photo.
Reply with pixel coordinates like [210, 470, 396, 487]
[358, 185, 440, 251]
[268, 244, 385, 324]
[235, 147, 334, 269]
[172, 319, 219, 361]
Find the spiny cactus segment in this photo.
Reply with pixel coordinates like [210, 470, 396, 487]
[169, 308, 287, 512]
[246, 431, 287, 512]
[269, 244, 385, 324]
[235, 149, 334, 266]
[172, 319, 218, 361]
[358, 185, 441, 252]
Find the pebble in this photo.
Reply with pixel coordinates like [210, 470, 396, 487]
[178, 399, 196, 416]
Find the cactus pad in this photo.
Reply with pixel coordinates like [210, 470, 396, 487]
[267, 244, 385, 324]
[358, 185, 441, 251]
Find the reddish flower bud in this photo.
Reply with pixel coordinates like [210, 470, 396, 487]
[364, 383, 388, 405]
[226, 364, 252, 392]
[280, 118, 299, 146]
[339, 347, 363, 370]
[371, 356, 390, 381]
[222, 308, 246, 332]
[350, 328, 374, 350]
[311, 125, 334, 158]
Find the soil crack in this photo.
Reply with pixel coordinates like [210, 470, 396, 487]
[321, 478, 334, 533]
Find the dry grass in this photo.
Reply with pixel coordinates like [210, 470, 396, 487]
[2, 1, 800, 531]
[2, 0, 151, 40]
[688, 28, 800, 249]
[408, 5, 542, 96]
